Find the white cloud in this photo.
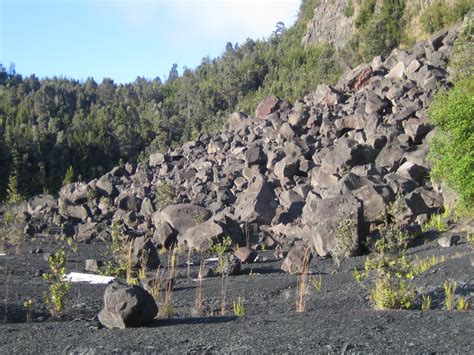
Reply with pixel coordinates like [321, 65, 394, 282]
[107, 0, 299, 36]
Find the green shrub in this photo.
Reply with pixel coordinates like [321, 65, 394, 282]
[333, 218, 358, 266]
[421, 0, 472, 34]
[428, 76, 474, 212]
[43, 248, 71, 318]
[343, 0, 355, 18]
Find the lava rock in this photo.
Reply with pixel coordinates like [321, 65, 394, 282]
[98, 281, 158, 329]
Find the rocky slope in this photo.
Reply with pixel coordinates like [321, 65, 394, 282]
[19, 26, 464, 266]
[302, 0, 461, 49]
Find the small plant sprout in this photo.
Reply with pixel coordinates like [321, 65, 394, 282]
[43, 248, 71, 319]
[232, 297, 245, 317]
[311, 275, 322, 293]
[23, 299, 35, 322]
[456, 297, 470, 311]
[160, 248, 177, 318]
[193, 260, 206, 317]
[443, 280, 457, 311]
[296, 247, 311, 313]
[421, 295, 431, 312]
[422, 213, 448, 233]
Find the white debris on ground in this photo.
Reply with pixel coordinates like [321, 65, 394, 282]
[65, 272, 115, 284]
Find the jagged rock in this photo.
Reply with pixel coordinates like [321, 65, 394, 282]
[396, 162, 428, 185]
[322, 138, 377, 174]
[96, 175, 117, 198]
[245, 144, 266, 166]
[131, 236, 160, 270]
[386, 62, 406, 80]
[27, 194, 57, 215]
[255, 95, 285, 119]
[76, 222, 99, 243]
[98, 281, 158, 329]
[345, 64, 373, 92]
[227, 112, 248, 131]
[154, 203, 212, 236]
[234, 247, 258, 263]
[149, 152, 166, 167]
[302, 192, 362, 256]
[85, 259, 103, 273]
[281, 241, 312, 274]
[151, 221, 177, 248]
[429, 29, 448, 51]
[66, 205, 90, 223]
[234, 175, 277, 225]
[274, 156, 299, 182]
[60, 183, 88, 205]
[438, 234, 460, 248]
[353, 184, 394, 223]
[180, 219, 225, 251]
[309, 84, 342, 105]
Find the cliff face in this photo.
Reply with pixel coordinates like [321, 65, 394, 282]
[302, 0, 461, 49]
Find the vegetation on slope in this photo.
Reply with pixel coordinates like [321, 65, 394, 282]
[0, 0, 471, 200]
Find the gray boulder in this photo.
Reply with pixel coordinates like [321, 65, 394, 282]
[154, 203, 212, 235]
[301, 193, 362, 257]
[180, 219, 225, 251]
[234, 175, 278, 225]
[98, 282, 158, 329]
[281, 241, 312, 274]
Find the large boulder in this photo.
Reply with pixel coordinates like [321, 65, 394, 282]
[255, 95, 288, 119]
[281, 241, 312, 274]
[234, 175, 278, 225]
[27, 194, 57, 215]
[301, 192, 362, 257]
[180, 219, 225, 251]
[153, 204, 212, 236]
[131, 236, 161, 270]
[98, 282, 158, 329]
[322, 138, 377, 174]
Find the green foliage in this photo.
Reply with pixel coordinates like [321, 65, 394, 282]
[232, 297, 245, 317]
[343, 0, 355, 18]
[333, 218, 358, 266]
[443, 279, 457, 310]
[421, 294, 432, 311]
[357, 0, 406, 61]
[355, 0, 377, 29]
[209, 236, 233, 255]
[428, 76, 474, 212]
[449, 14, 474, 81]
[101, 221, 129, 277]
[421, 213, 448, 232]
[1, 175, 25, 249]
[371, 273, 415, 310]
[456, 296, 470, 310]
[310, 274, 322, 292]
[420, 0, 472, 34]
[62, 165, 74, 186]
[43, 248, 71, 318]
[155, 181, 175, 210]
[6, 174, 23, 204]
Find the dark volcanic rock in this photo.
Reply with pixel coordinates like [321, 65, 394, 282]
[98, 282, 158, 329]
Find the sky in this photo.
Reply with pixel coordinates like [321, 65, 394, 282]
[0, 0, 300, 83]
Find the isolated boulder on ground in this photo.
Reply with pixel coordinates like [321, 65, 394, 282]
[98, 281, 158, 329]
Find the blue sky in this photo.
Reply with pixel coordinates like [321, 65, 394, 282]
[0, 0, 300, 83]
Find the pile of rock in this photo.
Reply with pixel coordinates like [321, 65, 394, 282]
[21, 28, 460, 269]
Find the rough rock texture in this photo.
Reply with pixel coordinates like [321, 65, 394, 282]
[302, 0, 354, 49]
[98, 282, 158, 329]
[20, 27, 461, 271]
